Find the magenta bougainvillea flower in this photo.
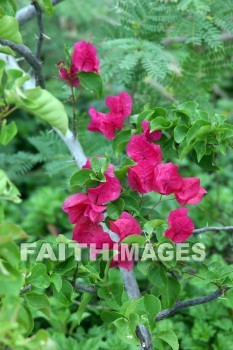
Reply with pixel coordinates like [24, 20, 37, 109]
[88, 173, 121, 205]
[88, 107, 116, 140]
[72, 41, 100, 73]
[56, 61, 80, 87]
[126, 135, 162, 164]
[62, 193, 106, 224]
[110, 212, 141, 270]
[128, 160, 155, 194]
[88, 92, 132, 140]
[174, 177, 207, 206]
[109, 211, 141, 241]
[165, 208, 194, 243]
[142, 120, 162, 142]
[72, 217, 113, 248]
[153, 162, 183, 195]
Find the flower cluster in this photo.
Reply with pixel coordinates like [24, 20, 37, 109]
[56, 41, 100, 87]
[126, 122, 207, 241]
[61, 41, 207, 270]
[63, 159, 141, 270]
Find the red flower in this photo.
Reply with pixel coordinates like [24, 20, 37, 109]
[110, 211, 141, 241]
[153, 162, 183, 195]
[165, 208, 194, 243]
[110, 212, 141, 270]
[88, 92, 132, 140]
[174, 177, 207, 206]
[88, 173, 121, 205]
[128, 160, 155, 194]
[72, 41, 100, 73]
[56, 61, 79, 87]
[72, 217, 112, 248]
[62, 193, 106, 224]
[142, 120, 162, 142]
[126, 135, 162, 164]
[88, 107, 116, 140]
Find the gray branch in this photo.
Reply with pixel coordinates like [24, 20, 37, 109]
[19, 284, 31, 295]
[32, 1, 45, 60]
[194, 226, 233, 234]
[16, 0, 63, 26]
[0, 38, 45, 88]
[156, 287, 228, 321]
[74, 283, 97, 294]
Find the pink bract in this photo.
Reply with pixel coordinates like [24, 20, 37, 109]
[165, 208, 194, 243]
[88, 92, 132, 139]
[174, 177, 207, 206]
[126, 135, 162, 164]
[62, 193, 106, 224]
[142, 120, 162, 142]
[128, 160, 155, 194]
[72, 217, 113, 248]
[72, 41, 100, 73]
[153, 162, 183, 195]
[110, 211, 141, 241]
[88, 173, 121, 205]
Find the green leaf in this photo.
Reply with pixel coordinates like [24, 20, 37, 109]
[114, 158, 135, 182]
[194, 140, 207, 162]
[0, 169, 21, 203]
[0, 260, 23, 295]
[150, 117, 172, 131]
[101, 311, 125, 325]
[0, 0, 15, 16]
[174, 124, 188, 143]
[0, 120, 17, 145]
[136, 109, 155, 125]
[77, 292, 93, 325]
[112, 129, 131, 158]
[70, 169, 95, 190]
[144, 220, 166, 235]
[50, 273, 62, 292]
[121, 235, 146, 245]
[176, 101, 199, 123]
[25, 292, 51, 317]
[37, 0, 54, 16]
[148, 265, 181, 308]
[113, 318, 137, 344]
[78, 72, 102, 98]
[120, 193, 140, 214]
[186, 120, 212, 145]
[26, 263, 50, 289]
[0, 45, 15, 56]
[143, 294, 161, 330]
[53, 279, 73, 306]
[107, 198, 125, 220]
[98, 283, 123, 310]
[0, 16, 22, 43]
[5, 87, 68, 135]
[0, 223, 27, 243]
[153, 107, 167, 118]
[156, 330, 179, 350]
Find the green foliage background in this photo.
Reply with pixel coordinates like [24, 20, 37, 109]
[0, 0, 233, 349]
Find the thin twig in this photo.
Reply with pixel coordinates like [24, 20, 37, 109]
[32, 1, 45, 60]
[16, 0, 63, 26]
[156, 287, 229, 321]
[0, 38, 45, 88]
[194, 226, 233, 235]
[19, 284, 31, 295]
[74, 283, 97, 294]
